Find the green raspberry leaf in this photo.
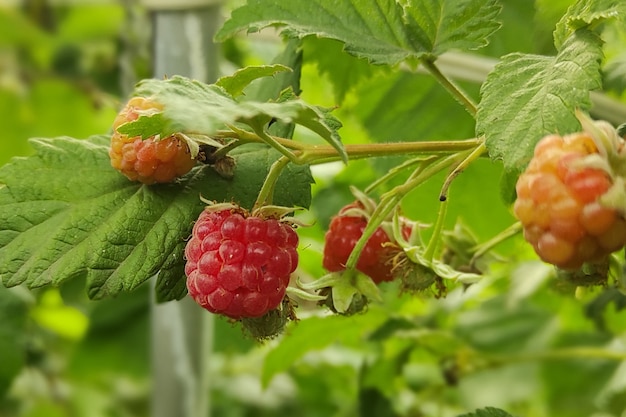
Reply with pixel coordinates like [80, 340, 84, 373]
[0, 136, 313, 302]
[456, 407, 515, 417]
[215, 0, 501, 65]
[215, 64, 291, 97]
[554, 0, 626, 50]
[477, 28, 603, 200]
[128, 75, 346, 163]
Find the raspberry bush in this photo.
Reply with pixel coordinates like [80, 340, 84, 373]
[2, 1, 626, 417]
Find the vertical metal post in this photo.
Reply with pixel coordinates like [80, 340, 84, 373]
[142, 1, 222, 416]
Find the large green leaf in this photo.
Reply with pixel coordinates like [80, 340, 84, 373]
[215, 0, 501, 65]
[0, 136, 312, 301]
[477, 28, 603, 198]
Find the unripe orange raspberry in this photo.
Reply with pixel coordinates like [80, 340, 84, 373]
[109, 97, 196, 184]
[514, 133, 626, 269]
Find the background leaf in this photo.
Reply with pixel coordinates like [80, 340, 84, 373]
[0, 136, 312, 301]
[457, 407, 515, 417]
[0, 287, 28, 397]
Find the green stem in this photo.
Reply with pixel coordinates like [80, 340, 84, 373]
[365, 156, 437, 194]
[420, 58, 478, 117]
[298, 140, 481, 164]
[345, 195, 401, 271]
[208, 140, 245, 160]
[481, 347, 626, 369]
[252, 125, 302, 163]
[345, 154, 461, 270]
[439, 141, 486, 201]
[215, 128, 481, 163]
[253, 156, 291, 210]
[470, 221, 523, 266]
[423, 198, 449, 263]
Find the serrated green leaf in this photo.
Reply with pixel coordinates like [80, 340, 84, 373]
[215, 64, 291, 97]
[216, 0, 501, 65]
[477, 29, 603, 191]
[456, 407, 515, 417]
[554, 0, 626, 50]
[0, 136, 312, 301]
[129, 75, 344, 160]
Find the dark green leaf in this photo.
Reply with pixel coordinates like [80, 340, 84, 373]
[0, 136, 312, 301]
[245, 38, 304, 139]
[216, 0, 501, 65]
[0, 287, 27, 397]
[303, 37, 377, 104]
[477, 29, 603, 193]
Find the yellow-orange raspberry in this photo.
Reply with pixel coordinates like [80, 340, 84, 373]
[514, 132, 626, 269]
[109, 97, 196, 184]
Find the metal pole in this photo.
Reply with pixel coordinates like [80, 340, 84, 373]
[143, 1, 222, 416]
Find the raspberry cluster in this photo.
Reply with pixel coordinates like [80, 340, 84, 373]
[109, 97, 196, 184]
[514, 132, 626, 269]
[323, 202, 410, 283]
[185, 207, 299, 319]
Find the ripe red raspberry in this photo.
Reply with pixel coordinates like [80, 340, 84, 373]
[109, 96, 196, 184]
[514, 132, 626, 269]
[184, 207, 299, 319]
[323, 202, 410, 283]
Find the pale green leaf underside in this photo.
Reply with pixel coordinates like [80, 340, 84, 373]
[0, 136, 312, 301]
[131, 76, 345, 162]
[477, 29, 603, 178]
[216, 0, 501, 65]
